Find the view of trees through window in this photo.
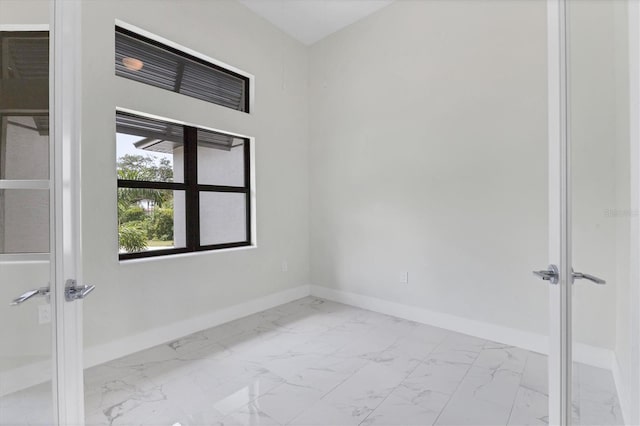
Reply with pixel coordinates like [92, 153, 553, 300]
[117, 134, 177, 253]
[115, 112, 252, 259]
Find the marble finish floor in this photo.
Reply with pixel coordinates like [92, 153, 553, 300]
[0, 297, 624, 425]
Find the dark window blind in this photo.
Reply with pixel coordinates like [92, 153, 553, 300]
[115, 27, 249, 112]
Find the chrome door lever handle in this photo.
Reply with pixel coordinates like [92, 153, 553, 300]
[533, 264, 559, 285]
[65, 279, 95, 302]
[572, 271, 606, 285]
[10, 287, 50, 306]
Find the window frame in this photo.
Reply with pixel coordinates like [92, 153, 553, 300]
[117, 111, 252, 261]
[115, 25, 251, 114]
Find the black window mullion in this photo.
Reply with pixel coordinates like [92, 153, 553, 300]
[184, 126, 199, 252]
[196, 241, 250, 252]
[196, 185, 248, 193]
[243, 138, 251, 244]
[117, 179, 185, 191]
[120, 247, 190, 260]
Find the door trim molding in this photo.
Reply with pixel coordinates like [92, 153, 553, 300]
[547, 1, 572, 424]
[0, 25, 49, 31]
[627, 1, 640, 424]
[51, 0, 84, 424]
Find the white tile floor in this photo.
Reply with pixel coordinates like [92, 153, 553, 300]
[0, 297, 624, 425]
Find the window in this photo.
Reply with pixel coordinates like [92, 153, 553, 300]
[0, 31, 50, 259]
[116, 111, 251, 260]
[115, 26, 250, 113]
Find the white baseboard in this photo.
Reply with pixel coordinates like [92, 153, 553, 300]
[0, 284, 311, 397]
[310, 285, 614, 370]
[0, 358, 51, 397]
[2, 282, 622, 411]
[84, 284, 310, 369]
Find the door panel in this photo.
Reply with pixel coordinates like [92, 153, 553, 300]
[0, 28, 53, 425]
[567, 0, 628, 424]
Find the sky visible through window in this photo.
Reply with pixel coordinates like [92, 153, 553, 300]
[116, 133, 174, 166]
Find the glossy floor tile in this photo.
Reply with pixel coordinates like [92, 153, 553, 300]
[0, 297, 624, 425]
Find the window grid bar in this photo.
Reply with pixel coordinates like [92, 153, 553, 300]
[197, 185, 248, 193]
[197, 241, 251, 252]
[243, 137, 252, 244]
[117, 179, 185, 190]
[117, 112, 252, 260]
[184, 126, 199, 251]
[119, 247, 191, 260]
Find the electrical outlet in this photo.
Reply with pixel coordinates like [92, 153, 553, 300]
[38, 304, 51, 325]
[400, 271, 409, 284]
[281, 260, 288, 272]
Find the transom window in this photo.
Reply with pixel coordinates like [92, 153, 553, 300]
[115, 26, 250, 113]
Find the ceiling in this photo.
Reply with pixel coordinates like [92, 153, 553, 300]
[239, 0, 394, 45]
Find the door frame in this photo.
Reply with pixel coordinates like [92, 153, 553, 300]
[627, 1, 640, 424]
[547, 0, 572, 424]
[549, 1, 640, 425]
[51, 0, 85, 424]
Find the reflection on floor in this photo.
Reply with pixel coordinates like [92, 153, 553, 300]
[0, 297, 624, 425]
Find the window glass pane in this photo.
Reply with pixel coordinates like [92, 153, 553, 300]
[115, 28, 248, 112]
[116, 133, 183, 183]
[117, 188, 185, 253]
[0, 189, 49, 253]
[179, 60, 246, 111]
[197, 129, 245, 187]
[199, 192, 247, 245]
[2, 32, 49, 80]
[1, 116, 49, 180]
[116, 112, 184, 183]
[115, 31, 179, 92]
[0, 31, 49, 112]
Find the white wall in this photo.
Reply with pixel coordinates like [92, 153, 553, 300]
[309, 0, 553, 343]
[0, 0, 48, 25]
[308, 0, 625, 353]
[80, 0, 309, 350]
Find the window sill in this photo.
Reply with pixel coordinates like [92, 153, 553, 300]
[118, 243, 257, 265]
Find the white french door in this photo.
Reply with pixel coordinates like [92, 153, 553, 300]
[51, 0, 86, 424]
[0, 0, 86, 424]
[546, 1, 573, 423]
[546, 1, 634, 425]
[0, 1, 87, 425]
